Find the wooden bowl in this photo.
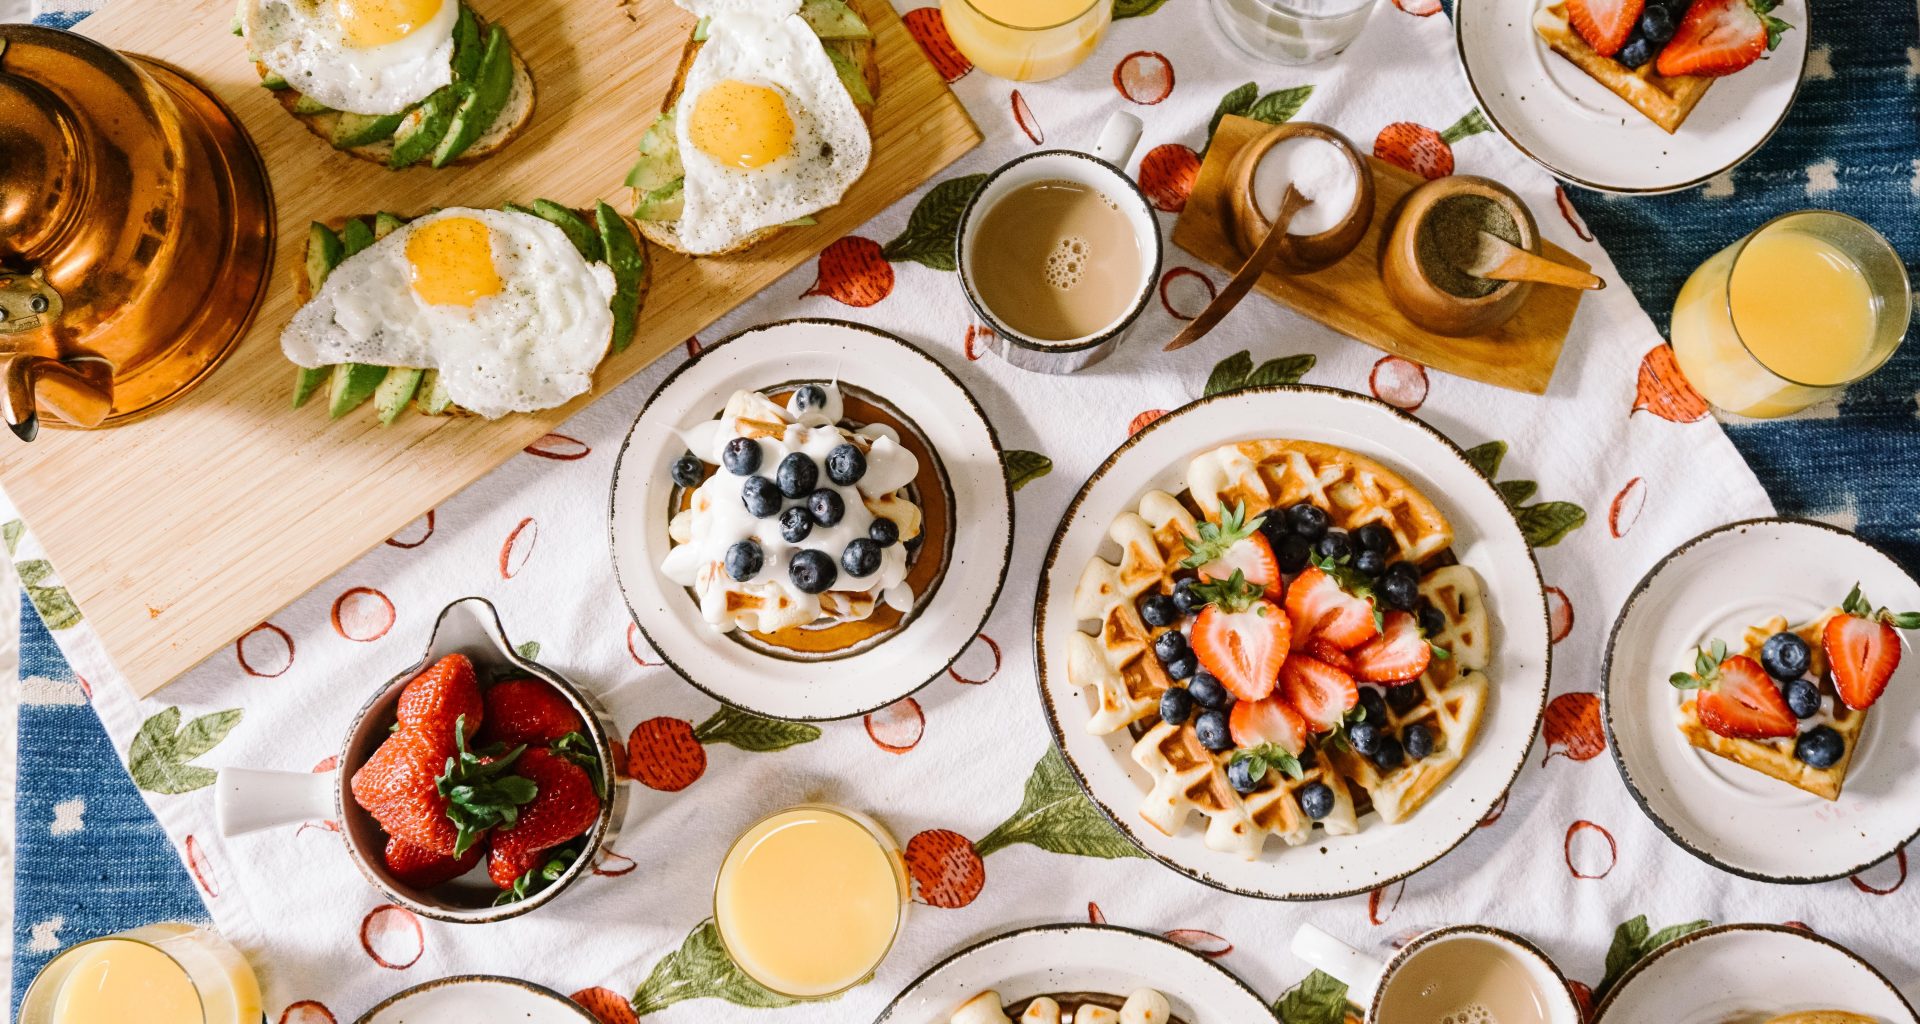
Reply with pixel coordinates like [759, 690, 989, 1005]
[1224, 122, 1374, 275]
[1381, 176, 1539, 338]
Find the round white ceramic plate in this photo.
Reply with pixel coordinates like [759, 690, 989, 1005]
[1455, 0, 1808, 193]
[1603, 518, 1920, 882]
[1034, 385, 1551, 900]
[1593, 923, 1918, 1024]
[873, 924, 1276, 1024]
[356, 975, 597, 1024]
[611, 319, 1013, 721]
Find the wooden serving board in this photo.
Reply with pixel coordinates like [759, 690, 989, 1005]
[1171, 114, 1585, 395]
[0, 0, 980, 696]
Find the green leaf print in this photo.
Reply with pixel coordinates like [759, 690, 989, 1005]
[1495, 479, 1538, 506]
[515, 640, 542, 661]
[1462, 440, 1506, 479]
[631, 919, 813, 1016]
[1274, 969, 1350, 1024]
[1204, 350, 1315, 397]
[1206, 83, 1258, 151]
[1245, 85, 1314, 126]
[975, 747, 1145, 860]
[128, 707, 244, 794]
[693, 705, 820, 752]
[16, 559, 82, 630]
[1002, 450, 1053, 491]
[1113, 0, 1173, 18]
[1597, 914, 1710, 998]
[3, 518, 22, 556]
[1460, 440, 1587, 548]
[881, 173, 987, 271]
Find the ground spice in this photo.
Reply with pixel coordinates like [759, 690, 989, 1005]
[1416, 194, 1521, 299]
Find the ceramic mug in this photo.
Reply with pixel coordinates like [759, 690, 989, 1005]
[214, 597, 623, 924]
[1292, 923, 1581, 1024]
[955, 111, 1164, 375]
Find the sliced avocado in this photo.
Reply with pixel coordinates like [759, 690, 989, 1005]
[340, 217, 376, 257]
[449, 3, 483, 82]
[801, 0, 870, 39]
[291, 94, 333, 115]
[332, 111, 405, 149]
[431, 24, 513, 168]
[261, 70, 289, 90]
[635, 179, 685, 222]
[502, 202, 535, 216]
[780, 215, 819, 227]
[415, 370, 454, 415]
[328, 363, 388, 419]
[374, 212, 407, 240]
[387, 86, 460, 169]
[531, 200, 604, 262]
[595, 202, 644, 354]
[305, 222, 345, 293]
[292, 366, 330, 409]
[624, 113, 683, 194]
[692, 16, 710, 41]
[823, 45, 872, 106]
[374, 368, 424, 425]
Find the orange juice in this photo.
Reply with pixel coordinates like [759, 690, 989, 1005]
[22, 924, 263, 1024]
[714, 805, 908, 998]
[941, 0, 1109, 81]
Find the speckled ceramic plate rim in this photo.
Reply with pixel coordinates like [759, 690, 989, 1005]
[354, 974, 599, 1024]
[1590, 922, 1919, 1024]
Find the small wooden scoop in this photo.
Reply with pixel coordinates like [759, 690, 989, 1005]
[1463, 230, 1605, 291]
[1165, 186, 1312, 352]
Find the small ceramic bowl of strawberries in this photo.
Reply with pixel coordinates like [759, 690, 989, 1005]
[216, 597, 617, 922]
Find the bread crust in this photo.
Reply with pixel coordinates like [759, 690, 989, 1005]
[1533, 0, 1712, 134]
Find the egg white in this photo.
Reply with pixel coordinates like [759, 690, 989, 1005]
[244, 0, 457, 116]
[281, 208, 618, 419]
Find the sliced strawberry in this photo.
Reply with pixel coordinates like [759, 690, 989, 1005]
[1197, 534, 1280, 590]
[1230, 696, 1309, 754]
[1284, 566, 1378, 651]
[1191, 587, 1290, 703]
[1306, 639, 1355, 673]
[1180, 503, 1275, 588]
[1351, 610, 1432, 683]
[1655, 0, 1789, 77]
[1279, 655, 1360, 731]
[1695, 654, 1796, 739]
[1825, 615, 1902, 711]
[1568, 0, 1645, 57]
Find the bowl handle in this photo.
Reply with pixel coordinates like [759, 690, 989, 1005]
[215, 767, 334, 837]
[1090, 111, 1143, 167]
[1291, 923, 1388, 1009]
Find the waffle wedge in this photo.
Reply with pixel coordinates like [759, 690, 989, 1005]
[1534, 0, 1714, 134]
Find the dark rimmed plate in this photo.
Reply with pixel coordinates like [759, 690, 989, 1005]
[1591, 922, 1918, 1023]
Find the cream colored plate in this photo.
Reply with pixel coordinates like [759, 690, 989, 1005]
[1593, 923, 1917, 1023]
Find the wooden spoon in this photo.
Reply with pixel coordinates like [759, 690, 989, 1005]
[1462, 230, 1605, 290]
[1165, 185, 1312, 352]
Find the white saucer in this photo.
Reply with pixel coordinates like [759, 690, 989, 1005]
[1033, 385, 1551, 900]
[1593, 923, 1918, 1024]
[1603, 518, 1920, 882]
[610, 319, 1013, 721]
[872, 924, 1275, 1024]
[356, 976, 597, 1024]
[1455, 0, 1808, 193]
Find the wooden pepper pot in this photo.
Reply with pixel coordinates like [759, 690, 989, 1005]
[1224, 122, 1374, 275]
[1381, 176, 1538, 338]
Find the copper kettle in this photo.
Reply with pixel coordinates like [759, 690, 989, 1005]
[0, 25, 272, 441]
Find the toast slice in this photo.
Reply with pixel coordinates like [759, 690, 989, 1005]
[632, 0, 880, 257]
[1533, 0, 1713, 134]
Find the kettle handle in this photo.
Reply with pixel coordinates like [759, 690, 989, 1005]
[2, 354, 113, 440]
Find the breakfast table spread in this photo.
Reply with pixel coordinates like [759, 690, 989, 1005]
[5, 0, 1919, 1022]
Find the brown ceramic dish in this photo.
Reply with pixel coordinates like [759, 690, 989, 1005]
[1382, 175, 1538, 338]
[1224, 122, 1374, 275]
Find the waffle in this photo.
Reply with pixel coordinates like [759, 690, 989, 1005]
[953, 990, 1175, 1024]
[1677, 611, 1861, 800]
[1534, 0, 1714, 134]
[1069, 440, 1490, 858]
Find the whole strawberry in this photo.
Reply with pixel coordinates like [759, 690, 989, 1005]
[478, 678, 585, 748]
[384, 834, 481, 889]
[488, 747, 601, 885]
[397, 654, 484, 743]
[352, 730, 462, 855]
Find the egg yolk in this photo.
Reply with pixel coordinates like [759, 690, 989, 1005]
[689, 79, 795, 170]
[335, 0, 441, 48]
[405, 217, 503, 308]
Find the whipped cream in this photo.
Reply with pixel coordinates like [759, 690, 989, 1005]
[662, 384, 923, 634]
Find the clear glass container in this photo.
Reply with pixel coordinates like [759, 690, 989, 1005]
[940, 0, 1110, 82]
[19, 923, 263, 1024]
[1211, 0, 1380, 65]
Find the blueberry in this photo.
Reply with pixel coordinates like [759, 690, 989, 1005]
[1380, 573, 1420, 612]
[1140, 594, 1179, 628]
[1160, 687, 1194, 727]
[1358, 688, 1388, 727]
[1417, 603, 1447, 637]
[1617, 34, 1655, 69]
[670, 452, 704, 487]
[1353, 549, 1386, 580]
[1795, 725, 1844, 769]
[1371, 734, 1406, 771]
[778, 506, 813, 544]
[1164, 650, 1198, 681]
[776, 453, 818, 499]
[1354, 523, 1393, 554]
[1315, 532, 1353, 563]
[1287, 503, 1330, 540]
[1760, 632, 1812, 681]
[1275, 534, 1313, 574]
[1227, 756, 1261, 794]
[1187, 672, 1232, 709]
[807, 488, 845, 527]
[1386, 560, 1420, 583]
[1639, 3, 1674, 42]
[1153, 630, 1189, 664]
[1386, 682, 1424, 714]
[1194, 710, 1233, 751]
[825, 443, 866, 486]
[722, 437, 761, 476]
[1784, 678, 1821, 720]
[1348, 721, 1382, 756]
[723, 540, 763, 582]
[1257, 511, 1290, 550]
[1296, 781, 1335, 821]
[791, 384, 830, 414]
[868, 518, 900, 547]
[1171, 578, 1205, 615]
[788, 549, 837, 594]
[841, 538, 882, 577]
[1404, 722, 1435, 760]
[741, 476, 783, 518]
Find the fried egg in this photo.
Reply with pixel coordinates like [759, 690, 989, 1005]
[281, 208, 618, 419]
[243, 0, 457, 115]
[672, 0, 872, 254]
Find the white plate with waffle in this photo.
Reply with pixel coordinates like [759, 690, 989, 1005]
[1591, 923, 1918, 1024]
[1603, 518, 1920, 882]
[1455, 0, 1807, 192]
[610, 319, 1013, 721]
[873, 924, 1275, 1024]
[1034, 385, 1550, 900]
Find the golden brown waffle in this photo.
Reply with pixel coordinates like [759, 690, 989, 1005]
[1534, 0, 1714, 134]
[954, 990, 1176, 1024]
[1677, 611, 1861, 800]
[1187, 440, 1453, 564]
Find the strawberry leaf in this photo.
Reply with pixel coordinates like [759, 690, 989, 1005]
[551, 730, 605, 799]
[1669, 671, 1707, 690]
[438, 717, 539, 855]
[1189, 569, 1265, 613]
[1205, 83, 1258, 150]
[1179, 501, 1265, 570]
[494, 845, 580, 906]
[1886, 611, 1920, 630]
[1245, 85, 1314, 126]
[1273, 969, 1350, 1024]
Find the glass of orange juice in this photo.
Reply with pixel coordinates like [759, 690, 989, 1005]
[1670, 211, 1909, 418]
[940, 0, 1111, 82]
[713, 804, 910, 999]
[18, 923, 263, 1024]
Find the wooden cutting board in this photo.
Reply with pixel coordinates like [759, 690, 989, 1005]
[1171, 114, 1586, 395]
[0, 0, 980, 696]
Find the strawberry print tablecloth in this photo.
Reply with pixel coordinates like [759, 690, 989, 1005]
[8, 0, 1920, 1021]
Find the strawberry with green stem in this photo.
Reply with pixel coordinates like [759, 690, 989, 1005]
[1190, 570, 1290, 702]
[1656, 0, 1791, 78]
[1373, 110, 1492, 180]
[1180, 502, 1278, 588]
[1825, 583, 1920, 711]
[1670, 640, 1795, 739]
[478, 678, 585, 748]
[1352, 609, 1450, 683]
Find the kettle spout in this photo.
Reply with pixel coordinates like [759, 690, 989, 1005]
[2, 354, 113, 441]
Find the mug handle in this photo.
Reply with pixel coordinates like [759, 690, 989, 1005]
[1090, 112, 1144, 167]
[215, 767, 335, 837]
[1291, 923, 1389, 1008]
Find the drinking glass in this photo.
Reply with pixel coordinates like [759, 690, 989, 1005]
[939, 0, 1110, 82]
[19, 923, 263, 1024]
[1211, 0, 1381, 65]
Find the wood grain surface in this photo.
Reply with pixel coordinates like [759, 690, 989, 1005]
[0, 0, 980, 696]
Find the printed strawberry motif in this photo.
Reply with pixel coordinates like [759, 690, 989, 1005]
[1632, 345, 1709, 422]
[331, 586, 396, 641]
[1670, 643, 1795, 739]
[801, 236, 893, 306]
[1595, 916, 1711, 999]
[1462, 441, 1589, 548]
[1391, 0, 1442, 14]
[1565, 819, 1618, 879]
[1204, 82, 1314, 152]
[884, 173, 987, 271]
[477, 678, 584, 748]
[359, 904, 425, 970]
[235, 622, 295, 678]
[1351, 610, 1437, 683]
[1824, 584, 1920, 710]
[1159, 267, 1216, 320]
[499, 516, 538, 579]
[906, 828, 986, 908]
[1851, 849, 1906, 895]
[278, 1001, 336, 1024]
[395, 654, 483, 742]
[1011, 90, 1044, 145]
[1114, 51, 1175, 104]
[1373, 110, 1492, 180]
[569, 988, 640, 1024]
[865, 697, 925, 753]
[1278, 654, 1359, 730]
[1369, 356, 1429, 410]
[1285, 565, 1379, 650]
[903, 6, 971, 83]
[1003, 450, 1053, 491]
[1568, 0, 1645, 57]
[626, 707, 820, 792]
[1137, 144, 1201, 212]
[1542, 692, 1606, 763]
[524, 433, 590, 461]
[1191, 573, 1290, 701]
[1548, 586, 1575, 644]
[1609, 477, 1647, 538]
[1163, 929, 1233, 958]
[1128, 409, 1169, 436]
[386, 509, 435, 549]
[128, 706, 244, 795]
[1555, 187, 1595, 242]
[1656, 0, 1791, 77]
[947, 633, 1003, 685]
[488, 747, 600, 885]
[631, 920, 801, 1016]
[383, 834, 481, 889]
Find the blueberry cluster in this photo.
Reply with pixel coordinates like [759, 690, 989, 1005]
[1616, 0, 1681, 68]
[1257, 504, 1431, 614]
[1759, 631, 1846, 770]
[1346, 685, 1438, 772]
